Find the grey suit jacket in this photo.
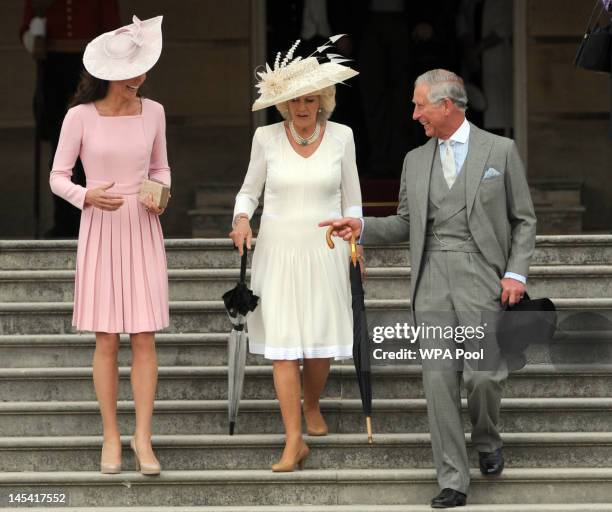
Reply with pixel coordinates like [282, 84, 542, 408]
[362, 122, 537, 306]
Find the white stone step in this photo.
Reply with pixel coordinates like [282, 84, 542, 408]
[0, 398, 610, 436]
[2, 265, 610, 302]
[1, 331, 611, 367]
[1, 235, 611, 270]
[2, 505, 612, 512]
[1, 298, 610, 336]
[0, 468, 611, 506]
[1, 364, 612, 401]
[1, 432, 611, 472]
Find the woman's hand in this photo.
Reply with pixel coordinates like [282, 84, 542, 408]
[140, 192, 166, 216]
[229, 216, 253, 256]
[84, 182, 124, 211]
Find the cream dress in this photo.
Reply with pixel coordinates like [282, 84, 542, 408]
[234, 121, 363, 360]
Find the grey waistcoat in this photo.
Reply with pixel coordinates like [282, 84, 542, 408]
[425, 147, 479, 252]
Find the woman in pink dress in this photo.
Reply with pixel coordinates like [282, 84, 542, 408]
[49, 16, 168, 476]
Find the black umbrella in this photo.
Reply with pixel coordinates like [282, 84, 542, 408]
[222, 242, 259, 435]
[326, 227, 373, 443]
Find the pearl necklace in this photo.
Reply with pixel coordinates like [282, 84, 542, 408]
[289, 121, 321, 146]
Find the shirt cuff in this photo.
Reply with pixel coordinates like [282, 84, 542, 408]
[233, 194, 257, 219]
[357, 218, 365, 245]
[343, 205, 363, 218]
[504, 271, 526, 284]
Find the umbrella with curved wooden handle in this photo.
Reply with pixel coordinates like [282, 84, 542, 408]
[326, 226, 373, 443]
[326, 226, 358, 266]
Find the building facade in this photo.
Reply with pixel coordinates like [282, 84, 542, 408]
[1, 0, 609, 238]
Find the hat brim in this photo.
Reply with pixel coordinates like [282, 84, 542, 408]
[252, 64, 358, 111]
[83, 16, 163, 81]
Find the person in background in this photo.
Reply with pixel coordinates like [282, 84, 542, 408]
[21, 0, 120, 237]
[457, 0, 513, 136]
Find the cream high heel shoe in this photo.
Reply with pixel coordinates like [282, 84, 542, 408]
[100, 441, 122, 474]
[271, 441, 310, 472]
[130, 438, 161, 476]
[100, 461, 122, 474]
[303, 404, 328, 436]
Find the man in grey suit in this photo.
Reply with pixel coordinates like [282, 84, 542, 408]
[321, 69, 536, 508]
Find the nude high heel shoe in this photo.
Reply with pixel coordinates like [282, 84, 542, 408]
[100, 461, 122, 474]
[303, 404, 328, 436]
[100, 441, 122, 474]
[271, 441, 310, 472]
[130, 438, 161, 476]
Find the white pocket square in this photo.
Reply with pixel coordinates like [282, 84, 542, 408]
[483, 167, 502, 180]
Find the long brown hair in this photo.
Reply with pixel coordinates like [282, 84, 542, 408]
[69, 71, 110, 107]
[69, 70, 146, 108]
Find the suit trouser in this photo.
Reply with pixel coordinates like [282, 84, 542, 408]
[413, 250, 508, 493]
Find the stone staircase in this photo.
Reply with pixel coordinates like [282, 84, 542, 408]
[0, 236, 611, 511]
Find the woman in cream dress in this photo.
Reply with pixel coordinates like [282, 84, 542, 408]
[230, 39, 362, 472]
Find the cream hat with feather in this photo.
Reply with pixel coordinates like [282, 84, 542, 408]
[252, 35, 359, 111]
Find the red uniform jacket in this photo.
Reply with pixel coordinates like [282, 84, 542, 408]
[20, 0, 120, 42]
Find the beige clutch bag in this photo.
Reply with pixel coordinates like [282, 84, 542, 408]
[138, 178, 171, 209]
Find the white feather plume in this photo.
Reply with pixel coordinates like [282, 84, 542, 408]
[328, 34, 346, 43]
[328, 58, 352, 65]
[255, 34, 354, 102]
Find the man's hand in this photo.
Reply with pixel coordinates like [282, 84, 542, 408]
[500, 278, 525, 307]
[319, 217, 362, 241]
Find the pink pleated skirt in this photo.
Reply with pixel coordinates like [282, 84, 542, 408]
[73, 194, 169, 334]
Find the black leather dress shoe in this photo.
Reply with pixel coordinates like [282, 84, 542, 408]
[479, 447, 505, 475]
[430, 488, 467, 508]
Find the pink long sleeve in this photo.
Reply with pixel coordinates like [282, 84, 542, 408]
[148, 104, 171, 186]
[50, 107, 88, 210]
